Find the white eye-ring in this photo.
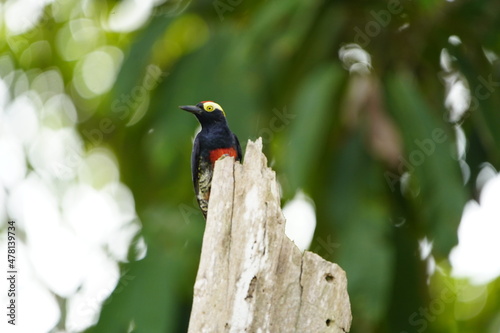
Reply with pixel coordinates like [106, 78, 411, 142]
[203, 102, 223, 112]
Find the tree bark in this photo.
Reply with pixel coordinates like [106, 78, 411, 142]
[188, 138, 352, 333]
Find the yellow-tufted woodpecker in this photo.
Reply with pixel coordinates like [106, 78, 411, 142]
[180, 101, 242, 219]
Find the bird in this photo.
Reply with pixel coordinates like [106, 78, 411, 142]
[180, 101, 242, 219]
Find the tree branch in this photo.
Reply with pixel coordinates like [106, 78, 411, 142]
[188, 138, 352, 333]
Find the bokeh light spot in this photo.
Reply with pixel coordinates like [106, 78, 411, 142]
[283, 190, 317, 251]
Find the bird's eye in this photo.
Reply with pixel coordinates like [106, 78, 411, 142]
[202, 101, 224, 115]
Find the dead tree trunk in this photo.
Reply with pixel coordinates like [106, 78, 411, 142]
[188, 138, 352, 333]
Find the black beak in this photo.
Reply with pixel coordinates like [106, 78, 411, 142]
[179, 105, 202, 114]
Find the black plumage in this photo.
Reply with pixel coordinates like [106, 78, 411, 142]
[180, 101, 242, 218]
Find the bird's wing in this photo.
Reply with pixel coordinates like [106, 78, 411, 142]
[191, 136, 201, 195]
[234, 133, 243, 162]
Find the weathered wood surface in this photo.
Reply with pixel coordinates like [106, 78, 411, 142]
[188, 138, 352, 333]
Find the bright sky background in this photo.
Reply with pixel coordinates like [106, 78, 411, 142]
[283, 190, 316, 251]
[0, 72, 147, 332]
[0, 2, 151, 329]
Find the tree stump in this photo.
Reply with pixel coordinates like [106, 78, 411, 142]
[188, 138, 352, 333]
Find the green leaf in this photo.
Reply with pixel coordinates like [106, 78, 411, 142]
[386, 72, 467, 256]
[326, 134, 394, 323]
[284, 62, 344, 190]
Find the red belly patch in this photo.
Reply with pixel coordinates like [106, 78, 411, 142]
[209, 148, 238, 164]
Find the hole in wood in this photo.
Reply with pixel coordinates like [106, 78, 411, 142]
[325, 273, 334, 282]
[245, 276, 257, 301]
[326, 319, 332, 326]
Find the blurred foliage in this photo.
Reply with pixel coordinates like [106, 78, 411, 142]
[3, 0, 500, 332]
